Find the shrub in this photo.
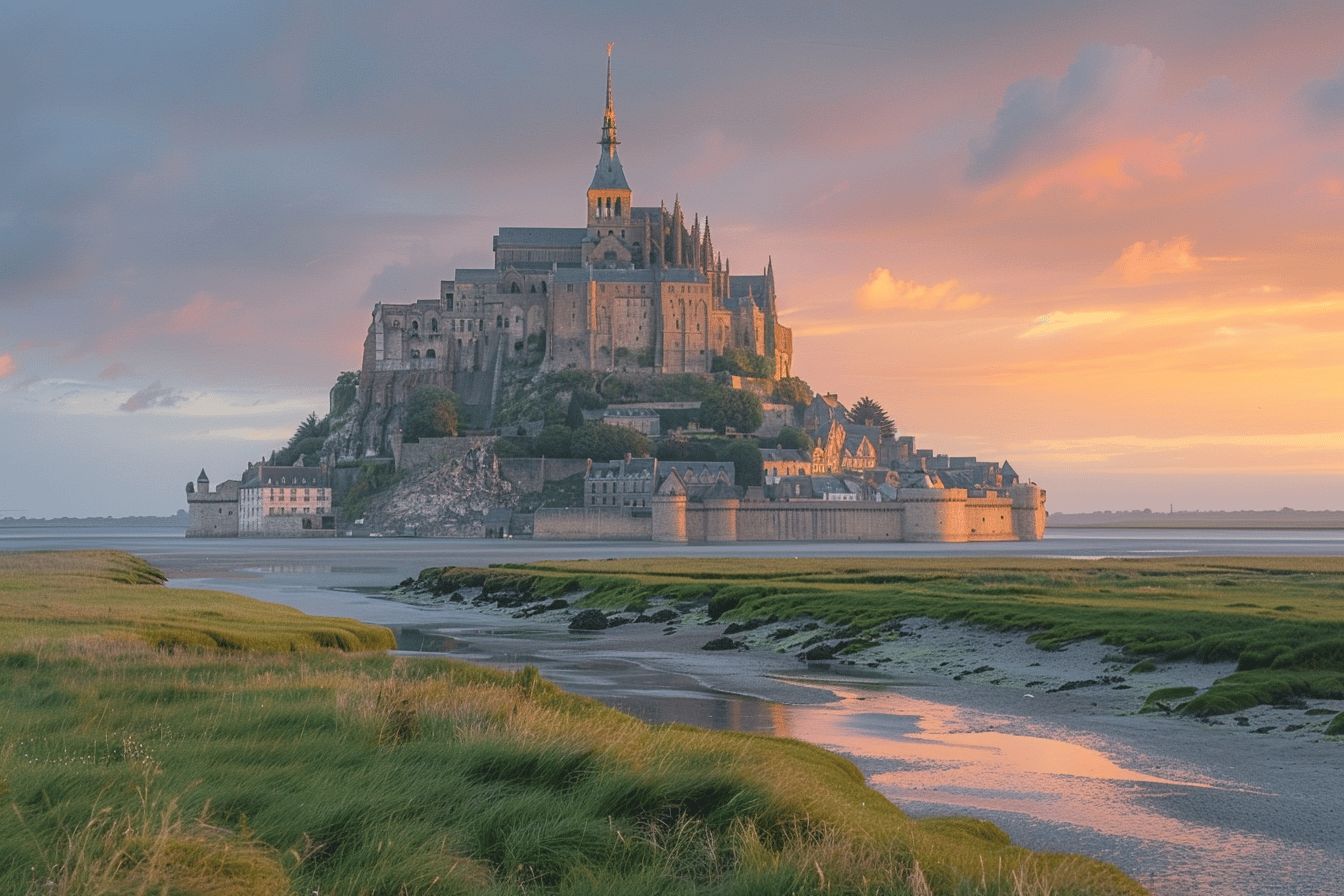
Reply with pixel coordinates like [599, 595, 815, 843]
[700, 387, 763, 435]
[403, 386, 459, 439]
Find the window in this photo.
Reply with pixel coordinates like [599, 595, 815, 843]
[430, 319, 439, 332]
[425, 348, 436, 359]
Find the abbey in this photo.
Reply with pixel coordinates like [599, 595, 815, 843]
[360, 49, 791, 422]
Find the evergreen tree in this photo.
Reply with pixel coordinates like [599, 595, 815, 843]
[848, 396, 895, 441]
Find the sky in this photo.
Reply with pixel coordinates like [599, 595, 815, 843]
[2, 0, 1343, 516]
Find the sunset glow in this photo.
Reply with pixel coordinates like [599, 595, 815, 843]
[2, 2, 1342, 514]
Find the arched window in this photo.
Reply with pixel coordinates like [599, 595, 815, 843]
[540, 281, 547, 294]
[410, 349, 420, 359]
[510, 282, 520, 293]
[496, 314, 503, 328]
[425, 349, 436, 359]
[615, 197, 622, 217]
[430, 318, 438, 332]
[410, 320, 419, 332]
[529, 284, 536, 293]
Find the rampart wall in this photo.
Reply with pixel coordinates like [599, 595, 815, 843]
[533, 507, 652, 540]
[735, 502, 904, 542]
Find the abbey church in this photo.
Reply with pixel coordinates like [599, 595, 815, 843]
[362, 48, 792, 414]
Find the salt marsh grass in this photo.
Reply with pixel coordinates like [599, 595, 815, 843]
[0, 551, 1143, 894]
[424, 556, 1344, 717]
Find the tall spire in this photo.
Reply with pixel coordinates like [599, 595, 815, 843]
[600, 42, 619, 156]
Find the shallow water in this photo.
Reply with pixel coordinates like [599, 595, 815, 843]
[4, 527, 1343, 895]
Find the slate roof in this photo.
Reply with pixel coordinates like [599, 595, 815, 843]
[590, 149, 630, 190]
[760, 448, 809, 463]
[242, 466, 329, 489]
[495, 227, 587, 247]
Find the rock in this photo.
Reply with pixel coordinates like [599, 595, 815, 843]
[701, 637, 740, 651]
[801, 643, 837, 661]
[648, 609, 679, 624]
[568, 609, 609, 631]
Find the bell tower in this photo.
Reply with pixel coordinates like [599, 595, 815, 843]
[587, 43, 632, 238]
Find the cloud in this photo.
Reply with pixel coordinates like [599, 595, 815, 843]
[166, 292, 241, 335]
[1303, 65, 1344, 125]
[1105, 236, 1202, 283]
[855, 269, 990, 312]
[119, 381, 188, 412]
[0, 353, 15, 379]
[1103, 236, 1243, 284]
[969, 44, 1165, 184]
[1020, 310, 1124, 338]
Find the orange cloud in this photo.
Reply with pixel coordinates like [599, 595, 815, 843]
[1106, 235, 1203, 283]
[855, 269, 990, 312]
[1015, 133, 1204, 200]
[0, 353, 15, 379]
[1103, 235, 1246, 284]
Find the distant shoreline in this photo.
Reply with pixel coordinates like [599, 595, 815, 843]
[1050, 511, 1344, 530]
[0, 516, 186, 529]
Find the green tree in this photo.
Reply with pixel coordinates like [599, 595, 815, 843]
[699, 387, 763, 435]
[848, 396, 896, 441]
[776, 426, 813, 452]
[718, 440, 763, 487]
[569, 423, 652, 460]
[403, 387, 459, 440]
[772, 376, 812, 408]
[534, 425, 573, 458]
[330, 371, 358, 418]
[711, 347, 774, 378]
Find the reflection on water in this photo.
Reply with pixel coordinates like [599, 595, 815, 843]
[776, 685, 1336, 896]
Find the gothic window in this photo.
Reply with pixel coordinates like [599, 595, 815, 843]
[510, 282, 520, 293]
[430, 318, 438, 332]
[425, 349, 436, 359]
[529, 284, 536, 293]
[410, 320, 419, 332]
[615, 198, 621, 217]
[541, 281, 547, 294]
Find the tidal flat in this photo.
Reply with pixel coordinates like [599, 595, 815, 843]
[0, 550, 1141, 896]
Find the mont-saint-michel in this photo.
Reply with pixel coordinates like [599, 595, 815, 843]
[186, 50, 1046, 543]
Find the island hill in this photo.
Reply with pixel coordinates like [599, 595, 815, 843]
[187, 51, 1045, 542]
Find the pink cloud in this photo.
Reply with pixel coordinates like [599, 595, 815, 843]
[855, 269, 991, 312]
[1103, 235, 1242, 284]
[0, 353, 15, 379]
[166, 292, 240, 335]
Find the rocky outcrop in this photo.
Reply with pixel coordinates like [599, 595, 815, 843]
[361, 443, 518, 536]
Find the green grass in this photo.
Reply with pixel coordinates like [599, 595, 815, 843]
[0, 552, 1143, 895]
[417, 556, 1344, 718]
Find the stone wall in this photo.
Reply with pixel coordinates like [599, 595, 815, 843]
[964, 495, 1015, 541]
[238, 514, 336, 538]
[898, 489, 969, 542]
[397, 436, 497, 473]
[497, 457, 591, 493]
[736, 502, 904, 542]
[533, 507, 652, 540]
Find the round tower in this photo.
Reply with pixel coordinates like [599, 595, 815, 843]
[701, 494, 740, 544]
[1010, 483, 1046, 541]
[652, 493, 688, 543]
[897, 488, 969, 543]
